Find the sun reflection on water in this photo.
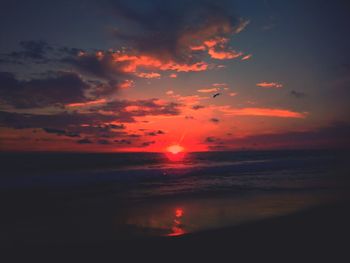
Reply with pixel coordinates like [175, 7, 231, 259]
[167, 208, 186, 236]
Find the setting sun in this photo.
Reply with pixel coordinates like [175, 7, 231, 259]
[165, 145, 185, 161]
[166, 145, 184, 154]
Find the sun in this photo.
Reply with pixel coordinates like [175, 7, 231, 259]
[166, 144, 184, 154]
[165, 144, 185, 161]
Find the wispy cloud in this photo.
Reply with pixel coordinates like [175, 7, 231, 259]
[256, 82, 283, 88]
[241, 54, 252, 61]
[197, 88, 219, 93]
[135, 72, 161, 79]
[220, 107, 307, 118]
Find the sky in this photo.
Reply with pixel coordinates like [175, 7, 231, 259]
[0, 0, 349, 152]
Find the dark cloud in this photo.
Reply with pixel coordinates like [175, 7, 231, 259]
[77, 138, 93, 144]
[62, 51, 127, 80]
[42, 128, 80, 138]
[0, 110, 118, 130]
[192, 105, 205, 110]
[5, 40, 53, 63]
[210, 118, 220, 123]
[0, 71, 89, 108]
[97, 139, 111, 145]
[108, 0, 241, 61]
[141, 140, 156, 147]
[146, 130, 165, 136]
[99, 98, 181, 116]
[290, 90, 306, 98]
[114, 139, 132, 144]
[208, 145, 227, 151]
[128, 134, 141, 138]
[205, 136, 217, 143]
[224, 122, 350, 149]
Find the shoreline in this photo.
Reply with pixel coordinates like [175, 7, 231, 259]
[5, 200, 350, 261]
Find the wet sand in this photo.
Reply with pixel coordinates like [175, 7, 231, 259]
[5, 200, 350, 262]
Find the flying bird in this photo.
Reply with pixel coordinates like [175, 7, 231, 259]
[213, 93, 221, 98]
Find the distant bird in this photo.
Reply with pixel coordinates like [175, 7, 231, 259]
[213, 93, 221, 98]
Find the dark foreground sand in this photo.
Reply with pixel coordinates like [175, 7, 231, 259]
[4, 200, 350, 262]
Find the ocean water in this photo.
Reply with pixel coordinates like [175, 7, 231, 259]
[0, 150, 349, 244]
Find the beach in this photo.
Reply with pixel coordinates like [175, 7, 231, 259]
[1, 150, 349, 261]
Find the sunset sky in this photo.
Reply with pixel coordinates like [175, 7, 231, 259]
[0, 0, 349, 152]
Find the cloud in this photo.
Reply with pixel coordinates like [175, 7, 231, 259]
[3, 40, 53, 63]
[119, 79, 134, 89]
[256, 82, 283, 88]
[97, 139, 111, 145]
[207, 44, 243, 60]
[42, 128, 80, 138]
[146, 130, 165, 136]
[77, 138, 93, 144]
[169, 94, 209, 105]
[114, 139, 132, 144]
[135, 72, 161, 79]
[210, 118, 220, 123]
[220, 107, 307, 118]
[192, 105, 205, 110]
[241, 54, 252, 61]
[225, 122, 350, 149]
[290, 90, 306, 98]
[0, 71, 90, 108]
[169, 73, 177, 78]
[141, 141, 156, 147]
[205, 136, 217, 143]
[197, 88, 218, 93]
[213, 83, 227, 87]
[0, 97, 181, 139]
[101, 98, 181, 117]
[229, 92, 237, 97]
[62, 50, 129, 80]
[66, 99, 107, 108]
[108, 0, 248, 66]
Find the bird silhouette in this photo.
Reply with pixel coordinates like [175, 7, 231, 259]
[213, 93, 221, 98]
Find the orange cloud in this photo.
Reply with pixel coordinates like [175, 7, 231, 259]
[197, 88, 218, 93]
[256, 82, 283, 88]
[112, 52, 208, 73]
[169, 73, 177, 78]
[66, 99, 107, 108]
[120, 79, 134, 89]
[202, 37, 243, 60]
[135, 72, 161, 79]
[229, 92, 237, 97]
[221, 107, 307, 118]
[208, 48, 243, 60]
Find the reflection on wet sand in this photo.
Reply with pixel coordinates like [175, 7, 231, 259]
[168, 208, 185, 236]
[124, 192, 336, 239]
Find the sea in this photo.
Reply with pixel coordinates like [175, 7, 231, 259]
[0, 149, 349, 245]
